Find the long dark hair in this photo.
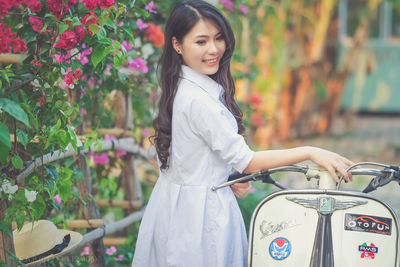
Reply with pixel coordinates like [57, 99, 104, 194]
[153, 0, 245, 169]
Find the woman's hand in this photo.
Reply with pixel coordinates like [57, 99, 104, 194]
[231, 182, 251, 198]
[307, 147, 354, 182]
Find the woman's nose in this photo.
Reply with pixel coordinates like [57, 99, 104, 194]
[208, 41, 218, 53]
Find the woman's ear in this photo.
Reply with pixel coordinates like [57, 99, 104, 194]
[172, 37, 182, 54]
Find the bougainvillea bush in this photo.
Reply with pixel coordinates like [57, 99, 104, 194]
[0, 0, 252, 264]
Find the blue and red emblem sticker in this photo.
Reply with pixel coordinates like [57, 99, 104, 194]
[269, 237, 291, 260]
[359, 242, 378, 259]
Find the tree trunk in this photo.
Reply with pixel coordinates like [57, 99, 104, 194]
[76, 154, 106, 267]
[0, 201, 15, 265]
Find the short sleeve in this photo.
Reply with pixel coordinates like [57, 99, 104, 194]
[185, 96, 254, 173]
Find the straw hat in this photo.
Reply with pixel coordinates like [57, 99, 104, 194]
[13, 220, 83, 265]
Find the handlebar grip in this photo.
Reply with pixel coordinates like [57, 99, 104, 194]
[228, 172, 250, 182]
[362, 178, 377, 193]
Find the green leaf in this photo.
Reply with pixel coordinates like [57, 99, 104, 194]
[91, 46, 106, 68]
[97, 26, 107, 39]
[29, 195, 45, 220]
[0, 221, 12, 237]
[0, 143, 9, 164]
[0, 122, 11, 149]
[11, 156, 23, 169]
[58, 179, 72, 200]
[57, 129, 69, 149]
[15, 210, 25, 230]
[89, 24, 100, 35]
[59, 23, 69, 34]
[0, 98, 30, 127]
[67, 125, 78, 151]
[16, 129, 28, 148]
[113, 52, 124, 67]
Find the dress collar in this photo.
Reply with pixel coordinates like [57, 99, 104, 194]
[180, 65, 223, 101]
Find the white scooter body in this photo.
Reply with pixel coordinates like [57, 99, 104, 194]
[247, 169, 400, 267]
[248, 189, 399, 266]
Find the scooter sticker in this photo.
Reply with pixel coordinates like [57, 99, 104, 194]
[359, 242, 378, 259]
[269, 237, 291, 260]
[345, 213, 392, 235]
[259, 220, 300, 239]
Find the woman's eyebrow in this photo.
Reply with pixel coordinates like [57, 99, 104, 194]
[194, 32, 221, 38]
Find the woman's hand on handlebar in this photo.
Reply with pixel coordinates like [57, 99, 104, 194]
[308, 147, 354, 182]
[231, 182, 251, 198]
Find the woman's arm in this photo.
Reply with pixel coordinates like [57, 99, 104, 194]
[243, 146, 354, 182]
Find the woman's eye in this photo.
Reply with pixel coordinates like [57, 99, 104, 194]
[196, 40, 206, 45]
[216, 35, 224, 41]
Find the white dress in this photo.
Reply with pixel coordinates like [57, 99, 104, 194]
[132, 65, 254, 267]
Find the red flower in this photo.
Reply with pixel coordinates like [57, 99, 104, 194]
[145, 23, 164, 48]
[81, 12, 98, 25]
[64, 72, 74, 86]
[38, 97, 46, 106]
[247, 93, 263, 107]
[250, 113, 265, 127]
[27, 0, 42, 12]
[73, 69, 82, 80]
[46, 0, 65, 19]
[0, 23, 27, 53]
[99, 0, 114, 10]
[29, 16, 43, 32]
[74, 26, 85, 42]
[84, 0, 98, 10]
[55, 30, 79, 49]
[81, 11, 98, 35]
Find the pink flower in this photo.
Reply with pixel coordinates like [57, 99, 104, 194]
[220, 0, 234, 10]
[136, 19, 148, 30]
[88, 77, 96, 87]
[53, 194, 62, 204]
[104, 134, 116, 141]
[249, 185, 256, 194]
[84, 0, 98, 10]
[99, 0, 114, 9]
[54, 50, 71, 63]
[121, 41, 133, 51]
[141, 128, 150, 137]
[114, 254, 124, 261]
[145, 1, 157, 14]
[81, 246, 90, 256]
[80, 108, 87, 115]
[105, 246, 117, 256]
[149, 90, 157, 102]
[128, 57, 148, 73]
[239, 4, 248, 14]
[104, 64, 112, 76]
[93, 153, 109, 165]
[115, 150, 127, 158]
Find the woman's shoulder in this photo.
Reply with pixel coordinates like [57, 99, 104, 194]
[175, 78, 221, 113]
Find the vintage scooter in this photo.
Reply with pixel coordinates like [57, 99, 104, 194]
[212, 162, 400, 267]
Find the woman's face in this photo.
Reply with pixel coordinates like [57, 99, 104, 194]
[173, 19, 226, 75]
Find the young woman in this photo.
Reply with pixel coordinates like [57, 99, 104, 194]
[132, 1, 353, 266]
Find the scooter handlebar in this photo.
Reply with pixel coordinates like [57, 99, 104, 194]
[214, 163, 400, 192]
